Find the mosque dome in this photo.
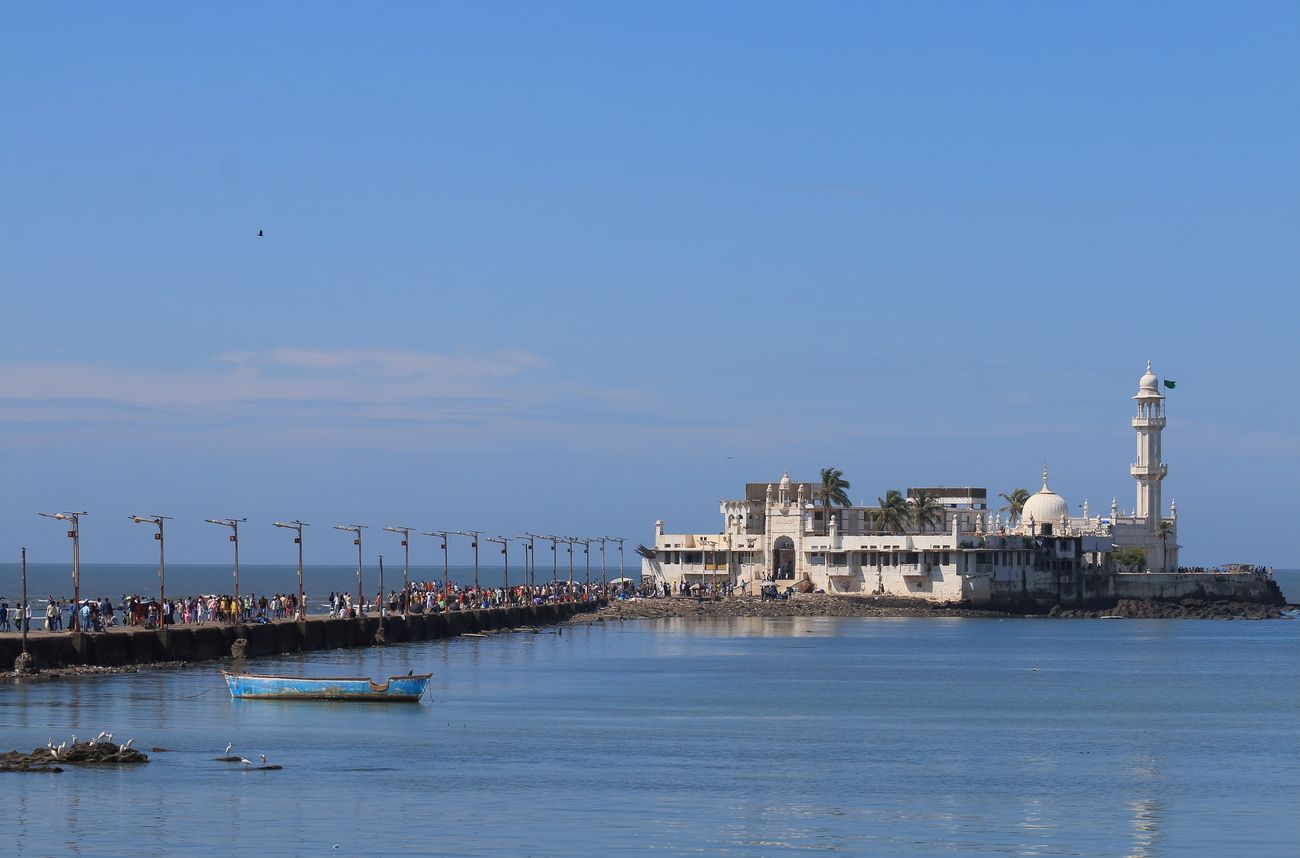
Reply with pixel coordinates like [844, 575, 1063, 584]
[1022, 467, 1069, 527]
[779, 471, 791, 489]
[1136, 360, 1160, 395]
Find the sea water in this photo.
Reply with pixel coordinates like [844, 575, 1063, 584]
[1, 614, 1297, 856]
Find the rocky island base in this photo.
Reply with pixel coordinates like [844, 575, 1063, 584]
[567, 594, 1287, 624]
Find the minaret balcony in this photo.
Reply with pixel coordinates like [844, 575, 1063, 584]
[1131, 416, 1167, 429]
[1130, 463, 1168, 479]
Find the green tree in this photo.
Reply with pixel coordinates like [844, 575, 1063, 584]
[815, 467, 852, 534]
[1112, 547, 1147, 572]
[908, 491, 944, 533]
[874, 489, 909, 534]
[998, 488, 1030, 525]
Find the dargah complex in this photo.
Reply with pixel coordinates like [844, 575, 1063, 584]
[642, 363, 1281, 609]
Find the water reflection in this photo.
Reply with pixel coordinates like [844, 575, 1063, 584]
[1128, 798, 1164, 858]
[1, 616, 1295, 857]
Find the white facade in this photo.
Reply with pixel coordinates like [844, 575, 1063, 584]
[642, 363, 1183, 602]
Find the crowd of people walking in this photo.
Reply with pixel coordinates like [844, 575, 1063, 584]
[0, 592, 308, 633]
[0, 577, 682, 632]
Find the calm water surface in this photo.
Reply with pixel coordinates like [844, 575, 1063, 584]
[2, 616, 1297, 856]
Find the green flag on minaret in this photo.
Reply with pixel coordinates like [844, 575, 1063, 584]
[1163, 379, 1177, 389]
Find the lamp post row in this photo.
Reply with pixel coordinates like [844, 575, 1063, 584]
[29, 512, 625, 628]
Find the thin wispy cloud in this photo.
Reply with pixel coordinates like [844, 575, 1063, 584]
[217, 347, 547, 381]
[0, 346, 684, 454]
[0, 347, 548, 410]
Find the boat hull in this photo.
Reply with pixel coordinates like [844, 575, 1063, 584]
[224, 672, 431, 702]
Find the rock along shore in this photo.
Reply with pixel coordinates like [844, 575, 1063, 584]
[565, 594, 1287, 623]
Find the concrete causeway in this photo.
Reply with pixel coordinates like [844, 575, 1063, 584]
[2, 601, 601, 673]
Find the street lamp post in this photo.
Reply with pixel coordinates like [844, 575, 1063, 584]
[384, 527, 414, 617]
[17, 547, 32, 672]
[516, 534, 538, 589]
[129, 514, 172, 634]
[422, 531, 452, 610]
[204, 518, 247, 622]
[532, 534, 560, 589]
[454, 531, 482, 591]
[576, 538, 592, 587]
[38, 511, 85, 632]
[606, 537, 626, 585]
[594, 537, 609, 587]
[272, 520, 309, 619]
[333, 525, 368, 613]
[486, 537, 508, 601]
[562, 537, 576, 585]
[699, 536, 709, 591]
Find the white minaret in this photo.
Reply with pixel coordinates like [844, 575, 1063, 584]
[1130, 360, 1168, 530]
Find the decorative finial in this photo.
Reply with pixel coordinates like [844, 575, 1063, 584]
[1147, 359, 1153, 373]
[1042, 464, 1050, 489]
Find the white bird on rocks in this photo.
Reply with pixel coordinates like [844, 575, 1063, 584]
[94, 732, 109, 744]
[238, 757, 253, 768]
[70, 735, 77, 746]
[258, 754, 267, 766]
[225, 741, 233, 754]
[57, 742, 66, 756]
[46, 739, 54, 750]
[120, 739, 134, 752]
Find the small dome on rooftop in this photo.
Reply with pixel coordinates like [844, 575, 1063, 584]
[1022, 466, 1069, 527]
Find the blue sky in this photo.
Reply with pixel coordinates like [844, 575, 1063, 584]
[2, 2, 1297, 566]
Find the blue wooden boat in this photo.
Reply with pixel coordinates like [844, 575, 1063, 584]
[224, 671, 431, 702]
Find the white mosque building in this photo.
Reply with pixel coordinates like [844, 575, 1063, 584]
[640, 363, 1274, 608]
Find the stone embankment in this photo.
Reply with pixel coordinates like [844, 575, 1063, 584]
[3, 602, 601, 680]
[1050, 598, 1284, 619]
[567, 594, 1286, 623]
[567, 594, 1006, 622]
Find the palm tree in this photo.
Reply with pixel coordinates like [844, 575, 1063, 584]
[1156, 520, 1174, 571]
[908, 491, 944, 533]
[874, 489, 909, 534]
[815, 467, 852, 534]
[998, 488, 1030, 526]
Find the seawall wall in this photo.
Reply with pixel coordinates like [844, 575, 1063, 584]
[3, 602, 600, 672]
[985, 569, 1284, 611]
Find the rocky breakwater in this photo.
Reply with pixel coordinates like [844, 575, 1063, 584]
[1050, 598, 1285, 619]
[569, 594, 1289, 624]
[567, 594, 1009, 623]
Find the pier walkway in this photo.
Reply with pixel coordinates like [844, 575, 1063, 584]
[2, 602, 600, 672]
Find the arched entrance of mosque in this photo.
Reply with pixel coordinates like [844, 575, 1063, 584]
[773, 537, 795, 580]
